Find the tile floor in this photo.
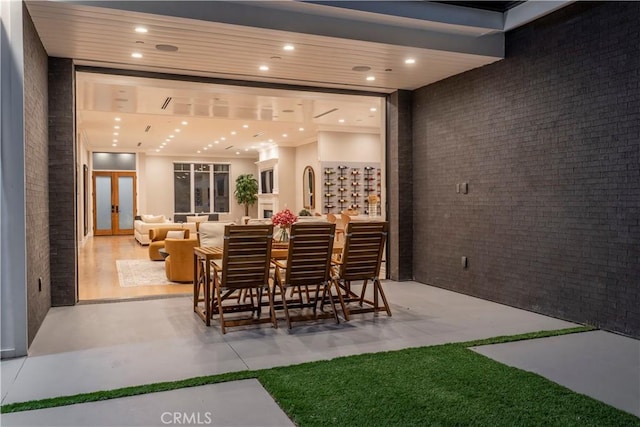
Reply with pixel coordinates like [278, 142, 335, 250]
[1, 281, 638, 425]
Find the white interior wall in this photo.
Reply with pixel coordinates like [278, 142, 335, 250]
[277, 147, 296, 212]
[76, 133, 89, 245]
[294, 141, 319, 214]
[318, 131, 382, 163]
[141, 155, 259, 222]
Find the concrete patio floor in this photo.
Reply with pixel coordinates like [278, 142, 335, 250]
[1, 281, 638, 425]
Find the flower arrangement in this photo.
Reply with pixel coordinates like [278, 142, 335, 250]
[271, 208, 298, 242]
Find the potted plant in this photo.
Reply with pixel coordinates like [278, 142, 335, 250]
[234, 174, 258, 217]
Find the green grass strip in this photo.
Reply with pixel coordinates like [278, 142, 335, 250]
[3, 324, 631, 427]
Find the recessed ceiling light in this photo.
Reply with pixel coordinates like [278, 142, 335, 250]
[214, 140, 219, 144]
[204, 147, 208, 150]
[242, 124, 249, 128]
[175, 129, 180, 132]
[251, 145, 256, 149]
[221, 137, 226, 141]
[169, 135, 174, 138]
[339, 119, 345, 123]
[245, 148, 249, 152]
[282, 134, 288, 137]
[298, 127, 304, 131]
[113, 139, 118, 143]
[114, 125, 120, 129]
[405, 58, 416, 64]
[231, 131, 236, 135]
[112, 143, 117, 147]
[115, 117, 121, 121]
[181, 121, 188, 125]
[197, 150, 201, 154]
[268, 139, 273, 143]
[370, 107, 377, 112]
[134, 27, 148, 33]
[131, 52, 143, 59]
[235, 151, 240, 155]
[162, 142, 167, 146]
[155, 149, 160, 152]
[259, 65, 269, 71]
[283, 44, 295, 51]
[366, 76, 375, 81]
[113, 132, 119, 136]
[165, 139, 170, 142]
[208, 144, 212, 147]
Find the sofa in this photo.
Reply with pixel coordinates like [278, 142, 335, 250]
[134, 215, 197, 245]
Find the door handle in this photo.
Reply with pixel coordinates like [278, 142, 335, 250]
[116, 205, 119, 213]
[111, 205, 115, 213]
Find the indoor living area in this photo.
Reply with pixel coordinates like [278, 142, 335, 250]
[75, 72, 386, 301]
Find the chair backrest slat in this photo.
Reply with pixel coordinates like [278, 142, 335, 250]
[340, 222, 388, 281]
[221, 224, 273, 289]
[284, 222, 336, 286]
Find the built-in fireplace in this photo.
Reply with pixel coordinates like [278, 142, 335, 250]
[264, 210, 273, 218]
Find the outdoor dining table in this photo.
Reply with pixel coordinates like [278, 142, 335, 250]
[193, 241, 343, 325]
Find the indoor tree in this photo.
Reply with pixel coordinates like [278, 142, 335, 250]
[234, 174, 259, 216]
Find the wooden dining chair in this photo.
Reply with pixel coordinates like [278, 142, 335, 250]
[210, 224, 276, 334]
[272, 222, 344, 329]
[326, 212, 346, 242]
[330, 221, 390, 320]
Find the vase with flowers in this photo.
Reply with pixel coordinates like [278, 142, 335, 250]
[271, 208, 298, 242]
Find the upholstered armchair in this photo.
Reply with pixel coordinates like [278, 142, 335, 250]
[164, 238, 199, 282]
[148, 228, 191, 260]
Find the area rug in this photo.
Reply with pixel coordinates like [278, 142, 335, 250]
[116, 259, 173, 287]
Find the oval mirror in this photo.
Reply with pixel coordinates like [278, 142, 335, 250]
[303, 166, 315, 209]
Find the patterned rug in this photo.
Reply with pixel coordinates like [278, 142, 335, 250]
[116, 259, 173, 287]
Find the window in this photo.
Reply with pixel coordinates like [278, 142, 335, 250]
[174, 163, 229, 213]
[261, 169, 274, 194]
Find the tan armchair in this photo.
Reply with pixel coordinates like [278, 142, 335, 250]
[148, 228, 191, 260]
[164, 238, 199, 282]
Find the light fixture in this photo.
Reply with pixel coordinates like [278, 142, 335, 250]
[339, 119, 345, 123]
[112, 143, 117, 147]
[242, 124, 249, 128]
[114, 125, 120, 129]
[135, 26, 148, 33]
[214, 140, 219, 144]
[113, 139, 118, 143]
[169, 135, 174, 138]
[115, 117, 121, 121]
[298, 127, 304, 131]
[231, 131, 236, 135]
[174, 128, 180, 132]
[245, 148, 249, 152]
[366, 76, 375, 81]
[259, 65, 269, 71]
[197, 150, 201, 154]
[370, 107, 377, 112]
[204, 147, 208, 150]
[155, 149, 160, 152]
[282, 133, 288, 138]
[221, 137, 226, 141]
[405, 58, 416, 65]
[181, 121, 188, 125]
[113, 132, 119, 136]
[268, 139, 273, 142]
[131, 52, 143, 59]
[162, 142, 167, 146]
[283, 44, 295, 51]
[208, 144, 213, 147]
[235, 151, 240, 155]
[165, 139, 170, 142]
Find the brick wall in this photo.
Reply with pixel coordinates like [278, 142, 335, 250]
[387, 91, 413, 280]
[411, 2, 639, 337]
[48, 57, 77, 306]
[23, 7, 51, 345]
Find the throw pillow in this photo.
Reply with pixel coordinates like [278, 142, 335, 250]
[166, 230, 185, 239]
[187, 215, 208, 223]
[141, 214, 166, 223]
[198, 222, 231, 247]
